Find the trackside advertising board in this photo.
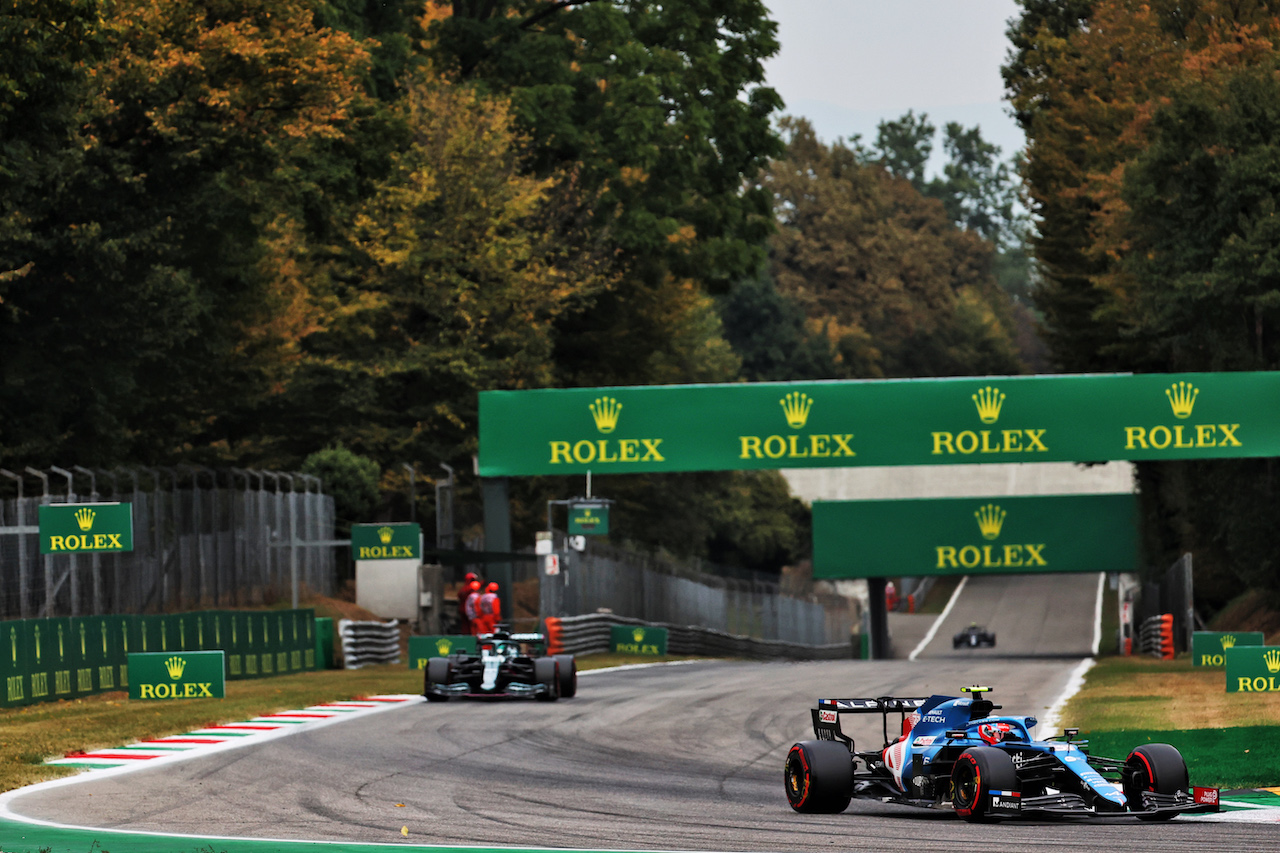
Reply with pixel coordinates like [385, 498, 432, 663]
[478, 373, 1280, 476]
[39, 503, 133, 554]
[610, 625, 668, 655]
[350, 523, 420, 560]
[812, 493, 1138, 579]
[408, 635, 478, 669]
[128, 651, 225, 700]
[1192, 631, 1264, 667]
[1225, 645, 1280, 693]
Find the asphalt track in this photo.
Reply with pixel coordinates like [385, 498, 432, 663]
[4, 574, 1276, 853]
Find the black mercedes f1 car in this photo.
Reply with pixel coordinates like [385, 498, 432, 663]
[423, 629, 577, 701]
[953, 624, 996, 649]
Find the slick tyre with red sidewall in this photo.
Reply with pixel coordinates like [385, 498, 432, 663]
[951, 747, 1018, 822]
[1124, 743, 1188, 820]
[784, 740, 853, 814]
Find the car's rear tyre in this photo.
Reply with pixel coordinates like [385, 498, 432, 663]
[554, 654, 577, 698]
[951, 747, 1018, 822]
[424, 658, 450, 702]
[1124, 743, 1188, 820]
[784, 740, 853, 813]
[534, 657, 560, 702]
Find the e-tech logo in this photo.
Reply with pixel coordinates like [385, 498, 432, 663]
[818, 709, 838, 724]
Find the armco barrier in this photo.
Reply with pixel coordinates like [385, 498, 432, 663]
[0, 609, 317, 709]
[547, 613, 850, 660]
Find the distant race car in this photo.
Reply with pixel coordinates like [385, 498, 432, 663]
[423, 629, 576, 701]
[953, 625, 996, 649]
[784, 685, 1219, 821]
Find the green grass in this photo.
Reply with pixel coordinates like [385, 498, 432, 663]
[1060, 655, 1280, 789]
[0, 652, 695, 795]
[1084, 727, 1280, 790]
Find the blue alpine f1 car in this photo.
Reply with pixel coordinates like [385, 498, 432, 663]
[784, 686, 1219, 821]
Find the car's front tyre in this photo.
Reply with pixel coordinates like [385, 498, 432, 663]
[424, 658, 451, 702]
[784, 740, 853, 814]
[1124, 743, 1188, 820]
[951, 747, 1018, 822]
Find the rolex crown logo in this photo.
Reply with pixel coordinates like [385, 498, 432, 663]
[1220, 634, 1236, 650]
[974, 504, 1006, 540]
[436, 638, 452, 655]
[377, 526, 394, 545]
[1166, 381, 1198, 419]
[779, 392, 813, 429]
[972, 386, 1005, 424]
[165, 656, 186, 680]
[590, 396, 622, 433]
[1264, 648, 1280, 675]
[632, 627, 645, 643]
[74, 507, 95, 532]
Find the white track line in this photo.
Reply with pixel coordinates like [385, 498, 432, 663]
[1091, 571, 1105, 655]
[908, 575, 969, 661]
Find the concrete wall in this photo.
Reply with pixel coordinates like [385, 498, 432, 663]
[780, 461, 1135, 503]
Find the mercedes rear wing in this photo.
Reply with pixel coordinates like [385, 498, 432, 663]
[811, 697, 932, 748]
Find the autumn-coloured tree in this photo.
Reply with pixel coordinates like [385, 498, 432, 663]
[0, 0, 369, 466]
[1005, 0, 1280, 605]
[763, 118, 1024, 380]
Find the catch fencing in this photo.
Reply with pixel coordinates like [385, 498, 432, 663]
[541, 540, 852, 647]
[0, 467, 337, 619]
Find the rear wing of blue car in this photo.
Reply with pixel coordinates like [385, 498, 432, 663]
[812, 697, 932, 748]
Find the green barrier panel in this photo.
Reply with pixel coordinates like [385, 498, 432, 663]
[408, 635, 478, 669]
[1225, 645, 1280, 693]
[70, 615, 105, 695]
[1192, 631, 1264, 667]
[1, 620, 31, 707]
[136, 615, 162, 655]
[315, 617, 335, 670]
[609, 625, 668, 655]
[128, 650, 226, 699]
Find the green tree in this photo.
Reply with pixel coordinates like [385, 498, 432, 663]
[301, 446, 381, 534]
[716, 272, 836, 382]
[426, 0, 784, 291]
[872, 109, 935, 191]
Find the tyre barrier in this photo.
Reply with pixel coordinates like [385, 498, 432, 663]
[1138, 613, 1175, 660]
[544, 612, 851, 660]
[338, 618, 401, 668]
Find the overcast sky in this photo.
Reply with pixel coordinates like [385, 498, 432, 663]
[761, 0, 1024, 171]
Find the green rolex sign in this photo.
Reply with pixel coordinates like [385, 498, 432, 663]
[610, 625, 668, 655]
[1191, 631, 1264, 667]
[128, 651, 225, 700]
[351, 523, 421, 560]
[478, 372, 1280, 476]
[408, 635, 477, 669]
[568, 503, 609, 535]
[1225, 645, 1280, 693]
[812, 493, 1138, 579]
[39, 503, 133, 554]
